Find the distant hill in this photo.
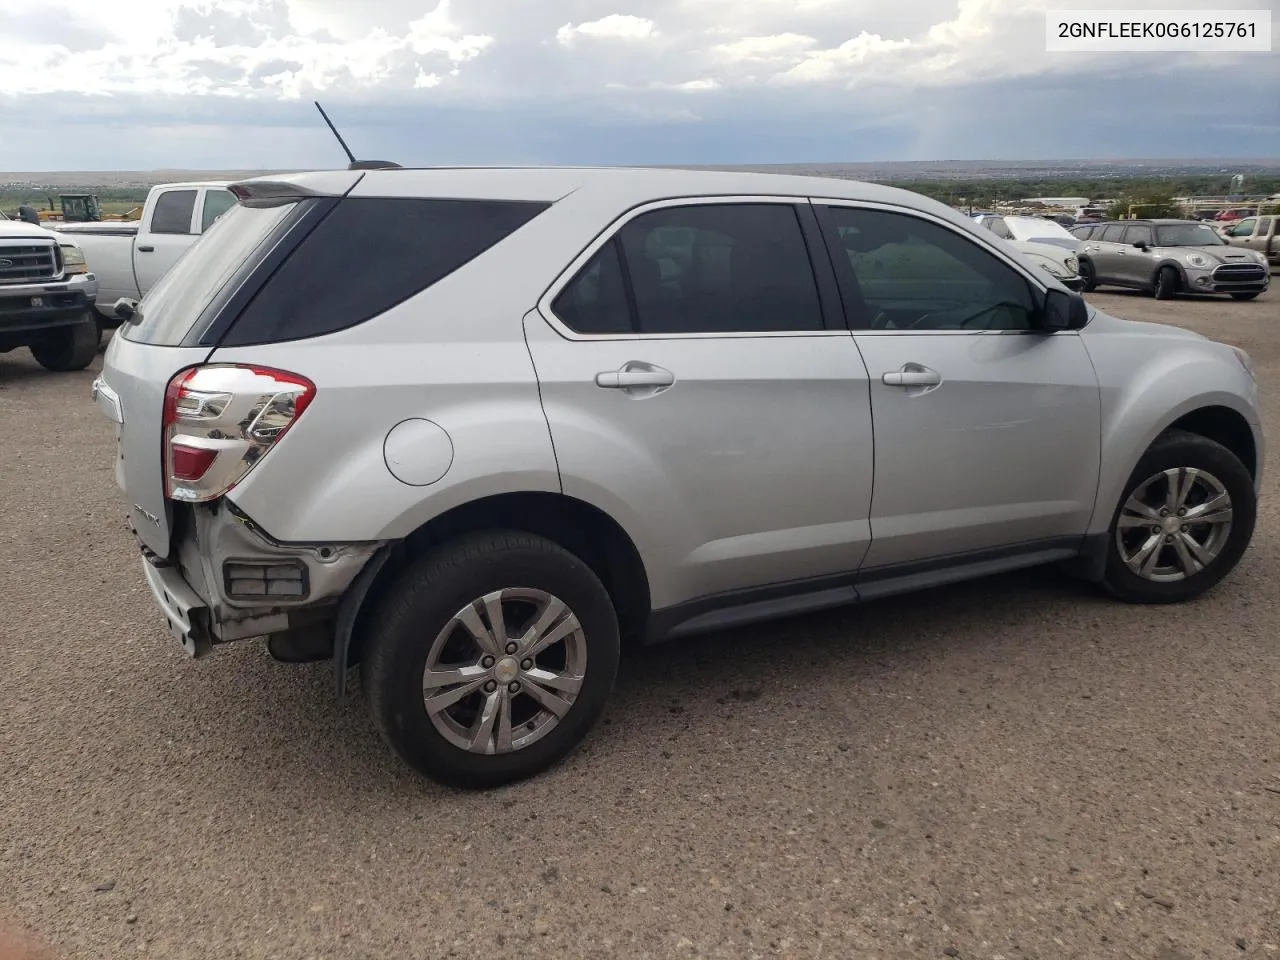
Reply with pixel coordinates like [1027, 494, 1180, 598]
[3, 158, 1278, 188]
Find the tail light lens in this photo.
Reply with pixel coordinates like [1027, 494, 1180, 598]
[163, 365, 315, 503]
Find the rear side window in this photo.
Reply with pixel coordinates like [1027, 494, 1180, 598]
[220, 197, 549, 346]
[150, 189, 197, 234]
[1099, 224, 1126, 242]
[201, 189, 236, 231]
[552, 202, 824, 335]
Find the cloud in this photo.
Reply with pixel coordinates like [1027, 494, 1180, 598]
[0, 0, 1276, 170]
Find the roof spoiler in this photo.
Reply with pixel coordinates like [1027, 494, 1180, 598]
[227, 180, 334, 208]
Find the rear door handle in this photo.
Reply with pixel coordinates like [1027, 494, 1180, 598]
[882, 364, 942, 387]
[595, 362, 675, 390]
[137, 245, 155, 253]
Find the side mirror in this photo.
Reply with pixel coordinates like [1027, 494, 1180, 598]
[1041, 288, 1089, 332]
[113, 297, 138, 323]
[1132, 240, 1148, 249]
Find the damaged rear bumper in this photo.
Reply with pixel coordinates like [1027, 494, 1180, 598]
[135, 501, 383, 657]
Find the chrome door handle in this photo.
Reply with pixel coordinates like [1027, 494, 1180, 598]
[595, 362, 675, 390]
[882, 365, 941, 387]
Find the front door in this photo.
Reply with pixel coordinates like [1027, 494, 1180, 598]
[1119, 223, 1155, 286]
[813, 201, 1101, 570]
[525, 199, 875, 610]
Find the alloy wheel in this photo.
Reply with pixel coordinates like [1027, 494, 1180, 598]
[421, 588, 588, 755]
[1115, 467, 1233, 582]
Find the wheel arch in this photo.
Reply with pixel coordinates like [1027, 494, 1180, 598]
[336, 491, 652, 696]
[1152, 258, 1189, 290]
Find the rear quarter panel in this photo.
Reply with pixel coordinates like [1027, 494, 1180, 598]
[1081, 317, 1263, 535]
[207, 195, 616, 544]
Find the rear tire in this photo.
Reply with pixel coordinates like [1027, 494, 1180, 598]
[29, 315, 100, 371]
[1101, 430, 1255, 604]
[1152, 266, 1179, 300]
[361, 530, 621, 789]
[1230, 292, 1260, 301]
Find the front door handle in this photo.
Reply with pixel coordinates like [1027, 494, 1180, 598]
[595, 361, 675, 391]
[137, 245, 155, 253]
[882, 364, 942, 388]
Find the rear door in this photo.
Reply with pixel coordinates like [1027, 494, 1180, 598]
[134, 187, 201, 294]
[1086, 223, 1128, 283]
[525, 198, 875, 610]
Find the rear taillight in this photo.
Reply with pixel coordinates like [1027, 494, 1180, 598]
[162, 365, 315, 503]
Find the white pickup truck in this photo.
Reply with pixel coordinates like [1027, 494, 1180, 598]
[55, 181, 235, 319]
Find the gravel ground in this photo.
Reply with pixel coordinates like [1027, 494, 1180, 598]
[1, 289, 1278, 960]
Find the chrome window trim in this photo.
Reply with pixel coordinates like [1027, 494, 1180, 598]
[535, 194, 849, 342]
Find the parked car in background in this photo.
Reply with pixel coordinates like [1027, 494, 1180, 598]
[1215, 208, 1255, 223]
[93, 167, 1263, 788]
[1076, 219, 1269, 300]
[56, 182, 234, 321]
[1221, 215, 1279, 269]
[973, 214, 1084, 289]
[0, 216, 100, 371]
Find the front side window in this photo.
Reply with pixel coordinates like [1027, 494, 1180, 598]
[986, 217, 1014, 240]
[1123, 225, 1153, 246]
[1229, 218, 1256, 237]
[150, 189, 197, 235]
[552, 202, 825, 335]
[818, 206, 1038, 332]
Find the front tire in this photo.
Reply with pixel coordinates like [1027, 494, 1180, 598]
[1077, 258, 1097, 293]
[1152, 266, 1179, 300]
[1101, 430, 1255, 604]
[1230, 292, 1260, 301]
[361, 530, 621, 789]
[29, 315, 100, 371]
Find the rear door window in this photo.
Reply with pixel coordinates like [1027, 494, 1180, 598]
[219, 197, 550, 346]
[150, 189, 197, 235]
[550, 202, 825, 335]
[1099, 224, 1127, 243]
[200, 189, 236, 231]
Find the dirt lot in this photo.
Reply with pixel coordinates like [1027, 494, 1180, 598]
[1, 289, 1277, 960]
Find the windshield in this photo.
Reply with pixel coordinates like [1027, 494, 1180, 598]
[1004, 216, 1080, 250]
[1154, 224, 1226, 247]
[123, 200, 298, 345]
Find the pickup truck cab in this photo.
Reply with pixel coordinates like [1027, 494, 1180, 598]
[57, 182, 234, 319]
[1221, 214, 1278, 269]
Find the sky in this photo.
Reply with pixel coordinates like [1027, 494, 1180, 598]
[0, 0, 1276, 170]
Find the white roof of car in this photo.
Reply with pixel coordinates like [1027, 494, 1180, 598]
[254, 165, 955, 216]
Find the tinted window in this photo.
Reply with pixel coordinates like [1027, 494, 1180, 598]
[1228, 218, 1256, 237]
[1070, 225, 1095, 239]
[221, 197, 549, 346]
[1123, 225, 1153, 246]
[605, 203, 823, 334]
[150, 189, 197, 234]
[201, 189, 236, 231]
[125, 200, 300, 345]
[552, 240, 632, 334]
[1099, 224, 1127, 242]
[819, 206, 1038, 331]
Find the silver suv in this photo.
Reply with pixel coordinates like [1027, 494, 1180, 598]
[1075, 218, 1270, 300]
[93, 168, 1264, 788]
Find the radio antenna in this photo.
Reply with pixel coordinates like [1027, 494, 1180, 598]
[313, 101, 402, 171]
